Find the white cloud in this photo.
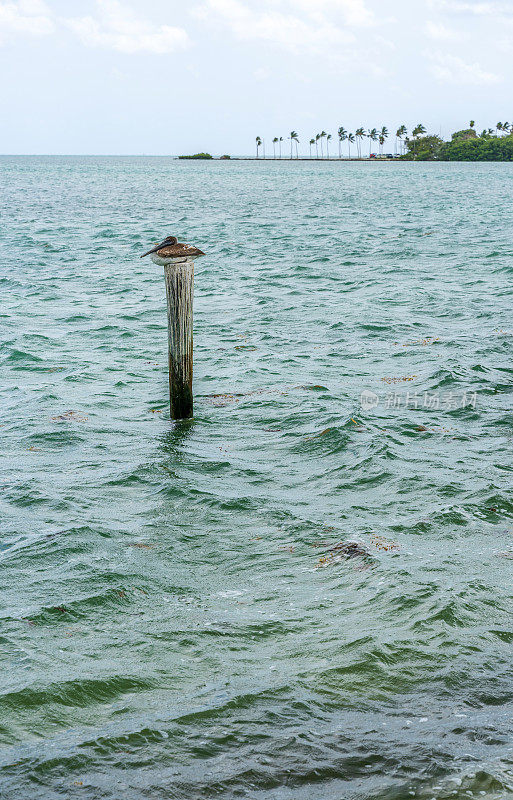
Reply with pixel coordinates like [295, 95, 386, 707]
[65, 0, 190, 54]
[293, 0, 374, 27]
[0, 0, 192, 53]
[193, 0, 357, 54]
[0, 0, 54, 40]
[427, 51, 501, 84]
[253, 66, 271, 79]
[426, 20, 462, 39]
[428, 0, 513, 16]
[374, 33, 395, 49]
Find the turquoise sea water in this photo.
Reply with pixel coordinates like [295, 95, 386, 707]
[1, 157, 513, 799]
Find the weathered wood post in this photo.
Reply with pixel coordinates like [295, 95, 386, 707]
[142, 237, 205, 419]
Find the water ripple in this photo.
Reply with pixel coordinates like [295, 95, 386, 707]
[1, 157, 513, 799]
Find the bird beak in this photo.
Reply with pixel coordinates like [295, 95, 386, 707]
[140, 243, 161, 258]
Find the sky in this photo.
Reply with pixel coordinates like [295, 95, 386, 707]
[0, 0, 512, 154]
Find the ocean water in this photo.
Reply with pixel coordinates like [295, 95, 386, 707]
[1, 156, 512, 799]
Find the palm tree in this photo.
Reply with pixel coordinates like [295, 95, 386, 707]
[315, 133, 320, 159]
[469, 120, 475, 129]
[338, 126, 347, 158]
[256, 136, 262, 159]
[496, 122, 503, 136]
[503, 122, 510, 135]
[289, 131, 298, 159]
[412, 123, 426, 158]
[396, 125, 407, 156]
[355, 127, 365, 158]
[378, 125, 388, 155]
[290, 131, 299, 158]
[326, 134, 332, 159]
[368, 127, 378, 157]
[379, 125, 388, 154]
[347, 133, 355, 158]
[309, 138, 315, 157]
[320, 131, 327, 158]
[279, 137, 283, 158]
[272, 137, 278, 159]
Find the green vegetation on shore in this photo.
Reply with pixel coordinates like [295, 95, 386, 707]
[253, 121, 513, 161]
[404, 128, 513, 161]
[178, 153, 213, 160]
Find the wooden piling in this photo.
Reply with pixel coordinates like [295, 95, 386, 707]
[164, 259, 194, 419]
[148, 240, 205, 420]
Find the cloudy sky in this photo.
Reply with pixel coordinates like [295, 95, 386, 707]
[0, 0, 512, 154]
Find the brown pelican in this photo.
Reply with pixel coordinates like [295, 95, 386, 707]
[141, 236, 205, 264]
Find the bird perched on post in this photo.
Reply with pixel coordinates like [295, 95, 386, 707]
[141, 236, 205, 261]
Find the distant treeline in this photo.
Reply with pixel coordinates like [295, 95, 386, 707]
[179, 125, 513, 162]
[404, 129, 513, 161]
[253, 122, 513, 161]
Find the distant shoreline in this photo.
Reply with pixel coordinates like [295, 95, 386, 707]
[178, 157, 402, 162]
[184, 128, 513, 162]
[218, 157, 396, 161]
[178, 156, 513, 163]
[2, 154, 513, 162]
